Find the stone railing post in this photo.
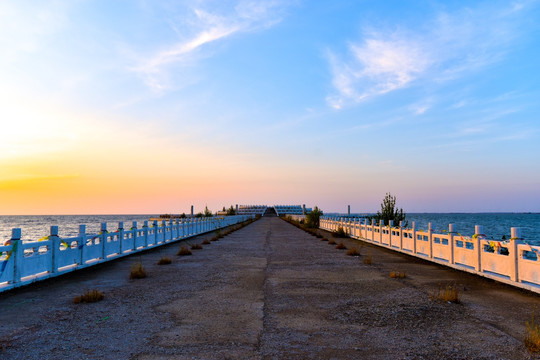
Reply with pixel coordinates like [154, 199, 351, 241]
[428, 222, 433, 258]
[50, 226, 60, 273]
[153, 220, 159, 244]
[510, 227, 522, 282]
[412, 221, 417, 254]
[78, 225, 86, 265]
[100, 223, 107, 260]
[449, 224, 456, 265]
[131, 221, 137, 250]
[475, 225, 484, 271]
[118, 222, 124, 255]
[399, 221, 403, 250]
[143, 221, 149, 247]
[389, 220, 394, 247]
[11, 228, 23, 283]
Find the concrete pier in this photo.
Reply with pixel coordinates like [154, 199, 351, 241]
[0, 217, 538, 359]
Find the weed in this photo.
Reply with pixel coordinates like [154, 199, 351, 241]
[211, 235, 220, 241]
[130, 262, 147, 279]
[332, 226, 348, 238]
[389, 271, 406, 279]
[202, 239, 211, 245]
[525, 307, 540, 353]
[315, 234, 323, 239]
[321, 237, 328, 241]
[0, 338, 11, 351]
[430, 283, 460, 303]
[157, 257, 172, 265]
[363, 254, 373, 265]
[346, 247, 361, 256]
[191, 244, 203, 250]
[73, 289, 104, 304]
[335, 242, 347, 250]
[328, 239, 336, 245]
[176, 245, 192, 256]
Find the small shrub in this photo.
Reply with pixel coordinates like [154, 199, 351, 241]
[430, 283, 460, 303]
[211, 235, 219, 241]
[202, 239, 211, 245]
[525, 308, 540, 353]
[177, 245, 192, 256]
[389, 271, 406, 279]
[191, 244, 203, 250]
[157, 257, 172, 265]
[328, 239, 336, 245]
[346, 247, 361, 256]
[335, 242, 347, 250]
[332, 226, 348, 238]
[321, 237, 328, 242]
[363, 254, 373, 265]
[315, 234, 323, 239]
[74, 289, 104, 304]
[130, 262, 147, 279]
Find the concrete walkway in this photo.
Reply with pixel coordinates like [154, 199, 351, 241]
[1, 217, 540, 359]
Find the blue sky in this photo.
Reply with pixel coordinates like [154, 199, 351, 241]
[1, 0, 539, 214]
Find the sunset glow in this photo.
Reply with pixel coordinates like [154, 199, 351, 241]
[1, 1, 539, 214]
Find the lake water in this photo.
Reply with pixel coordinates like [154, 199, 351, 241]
[1, 213, 539, 245]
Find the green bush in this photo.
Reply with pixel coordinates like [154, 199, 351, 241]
[305, 206, 323, 228]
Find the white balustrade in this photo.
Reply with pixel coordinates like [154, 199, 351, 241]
[0, 215, 253, 292]
[319, 216, 540, 294]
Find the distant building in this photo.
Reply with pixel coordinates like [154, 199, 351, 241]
[238, 205, 312, 216]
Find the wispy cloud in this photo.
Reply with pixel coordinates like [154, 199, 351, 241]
[326, 1, 536, 109]
[133, 1, 289, 92]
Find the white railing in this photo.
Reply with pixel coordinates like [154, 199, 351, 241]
[0, 215, 253, 293]
[320, 216, 540, 294]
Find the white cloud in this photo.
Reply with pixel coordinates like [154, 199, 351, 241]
[133, 1, 289, 92]
[326, 2, 534, 109]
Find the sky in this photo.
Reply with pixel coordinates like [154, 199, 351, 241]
[1, 0, 540, 214]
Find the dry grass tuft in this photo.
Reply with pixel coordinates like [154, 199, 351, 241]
[191, 244, 203, 250]
[389, 270, 406, 279]
[335, 242, 347, 250]
[328, 239, 336, 245]
[525, 307, 540, 353]
[157, 257, 172, 265]
[321, 237, 328, 242]
[430, 283, 460, 303]
[332, 226, 348, 238]
[211, 236, 220, 241]
[202, 239, 211, 245]
[346, 247, 361, 256]
[73, 289, 104, 304]
[315, 234, 323, 239]
[130, 262, 147, 279]
[363, 254, 373, 265]
[177, 245, 192, 256]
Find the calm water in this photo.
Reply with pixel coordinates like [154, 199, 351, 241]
[1, 213, 540, 245]
[0, 215, 157, 244]
[326, 213, 540, 243]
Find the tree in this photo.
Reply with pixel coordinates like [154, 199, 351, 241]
[204, 206, 213, 217]
[305, 206, 323, 228]
[226, 205, 236, 215]
[372, 193, 407, 227]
